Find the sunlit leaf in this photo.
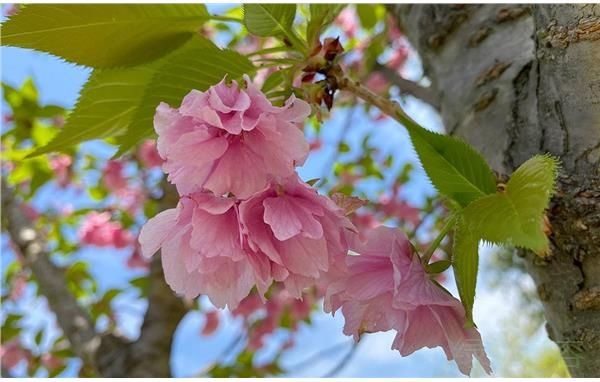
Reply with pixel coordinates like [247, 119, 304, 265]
[1, 4, 210, 68]
[462, 155, 559, 254]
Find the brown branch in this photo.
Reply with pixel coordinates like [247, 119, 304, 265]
[373, 63, 441, 110]
[335, 68, 424, 134]
[1, 180, 101, 371]
[124, 181, 188, 377]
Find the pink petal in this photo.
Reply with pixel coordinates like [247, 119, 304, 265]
[138, 208, 178, 258]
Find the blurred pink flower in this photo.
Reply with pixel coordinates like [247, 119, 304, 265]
[78, 212, 133, 248]
[22, 203, 39, 221]
[138, 139, 163, 168]
[378, 195, 421, 227]
[49, 154, 72, 188]
[41, 353, 63, 370]
[0, 340, 30, 369]
[308, 139, 322, 151]
[154, 75, 310, 198]
[201, 310, 220, 336]
[126, 246, 149, 270]
[365, 72, 390, 94]
[9, 273, 27, 301]
[387, 46, 409, 71]
[102, 160, 128, 191]
[325, 226, 491, 376]
[3, 4, 19, 17]
[386, 15, 403, 41]
[335, 8, 359, 38]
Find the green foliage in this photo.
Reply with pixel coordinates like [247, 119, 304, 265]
[1, 4, 210, 68]
[451, 155, 558, 323]
[462, 155, 559, 254]
[243, 4, 296, 38]
[118, 37, 255, 154]
[356, 4, 384, 30]
[452, 218, 479, 326]
[28, 36, 255, 157]
[306, 4, 344, 45]
[406, 125, 497, 206]
[29, 66, 154, 156]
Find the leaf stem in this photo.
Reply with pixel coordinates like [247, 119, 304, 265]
[421, 214, 457, 264]
[335, 70, 426, 134]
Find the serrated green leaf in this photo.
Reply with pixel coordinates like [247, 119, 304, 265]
[243, 4, 296, 37]
[28, 66, 155, 156]
[1, 4, 210, 68]
[115, 37, 255, 155]
[452, 217, 479, 327]
[28, 36, 255, 157]
[462, 154, 558, 254]
[406, 125, 497, 206]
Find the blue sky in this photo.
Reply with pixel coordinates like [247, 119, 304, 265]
[0, 4, 559, 378]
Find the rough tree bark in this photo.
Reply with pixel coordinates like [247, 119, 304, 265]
[390, 4, 600, 377]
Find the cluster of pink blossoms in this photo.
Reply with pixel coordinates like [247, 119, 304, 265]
[140, 76, 352, 309]
[139, 76, 490, 375]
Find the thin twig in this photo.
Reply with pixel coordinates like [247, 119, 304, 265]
[374, 63, 440, 110]
[285, 340, 353, 372]
[322, 341, 360, 377]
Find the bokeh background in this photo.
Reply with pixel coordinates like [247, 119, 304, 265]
[1, 3, 568, 377]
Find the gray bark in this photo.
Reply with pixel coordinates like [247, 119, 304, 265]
[391, 4, 600, 377]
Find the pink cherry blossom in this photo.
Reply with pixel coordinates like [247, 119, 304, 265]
[49, 154, 72, 188]
[41, 353, 63, 371]
[139, 192, 264, 308]
[137, 139, 163, 168]
[102, 160, 128, 191]
[335, 8, 359, 38]
[0, 340, 30, 370]
[78, 212, 133, 248]
[201, 310, 220, 336]
[387, 46, 409, 71]
[365, 72, 390, 94]
[153, 76, 311, 199]
[378, 195, 421, 227]
[325, 226, 491, 376]
[126, 246, 149, 270]
[22, 203, 39, 221]
[10, 273, 27, 301]
[239, 175, 353, 298]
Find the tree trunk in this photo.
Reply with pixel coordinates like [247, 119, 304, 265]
[390, 4, 600, 377]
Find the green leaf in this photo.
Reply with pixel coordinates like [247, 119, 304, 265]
[462, 154, 559, 254]
[243, 4, 298, 43]
[28, 36, 254, 157]
[1, 4, 210, 68]
[356, 4, 378, 30]
[115, 36, 255, 155]
[452, 217, 479, 327]
[261, 71, 285, 93]
[307, 4, 344, 45]
[426, 259, 452, 274]
[406, 126, 497, 206]
[28, 66, 154, 156]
